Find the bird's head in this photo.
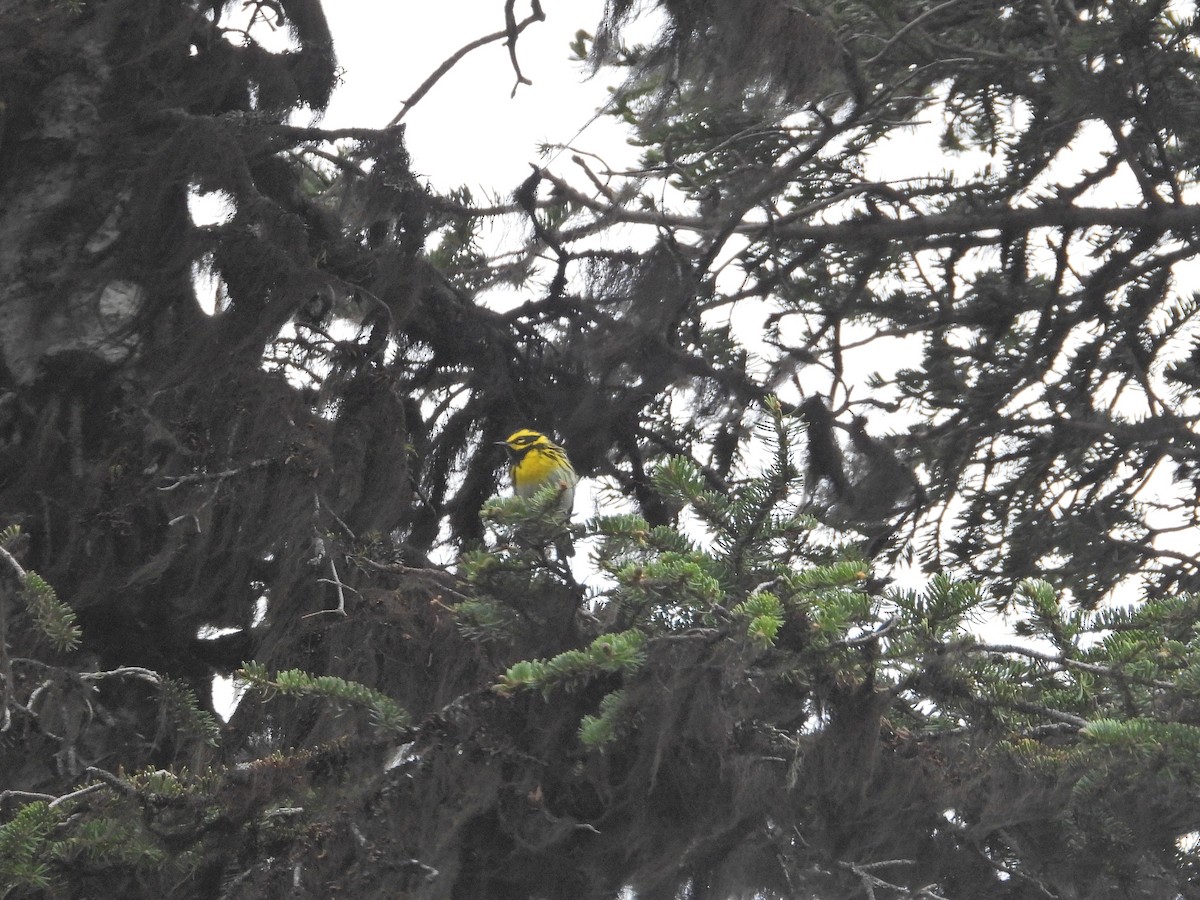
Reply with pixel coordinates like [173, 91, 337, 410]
[497, 429, 551, 459]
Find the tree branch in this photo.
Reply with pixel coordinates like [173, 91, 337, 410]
[389, 3, 546, 125]
[543, 167, 1200, 246]
[975, 642, 1176, 690]
[157, 459, 274, 491]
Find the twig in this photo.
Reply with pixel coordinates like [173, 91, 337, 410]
[838, 858, 949, 900]
[503, 0, 545, 96]
[974, 642, 1176, 691]
[399, 858, 439, 881]
[975, 695, 1089, 730]
[1, 790, 55, 805]
[78, 666, 163, 686]
[536, 169, 1200, 246]
[980, 831, 1060, 898]
[49, 782, 108, 809]
[572, 154, 617, 202]
[303, 557, 351, 618]
[0, 545, 28, 581]
[264, 806, 305, 818]
[321, 501, 357, 542]
[655, 628, 723, 642]
[864, 0, 970, 65]
[389, 2, 546, 125]
[84, 766, 138, 798]
[292, 145, 367, 178]
[0, 545, 25, 733]
[158, 459, 274, 491]
[356, 559, 474, 602]
[167, 514, 200, 531]
[839, 615, 899, 647]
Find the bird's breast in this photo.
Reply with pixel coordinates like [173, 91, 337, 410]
[513, 451, 568, 497]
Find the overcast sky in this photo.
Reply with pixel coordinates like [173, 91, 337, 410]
[319, 2, 622, 193]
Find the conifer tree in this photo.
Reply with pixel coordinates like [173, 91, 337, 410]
[3, 2, 1200, 899]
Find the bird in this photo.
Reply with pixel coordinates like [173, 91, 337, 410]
[498, 429, 577, 512]
[497, 429, 578, 554]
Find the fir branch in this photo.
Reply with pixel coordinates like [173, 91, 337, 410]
[493, 630, 646, 697]
[1083, 717, 1200, 756]
[453, 598, 519, 642]
[723, 399, 796, 575]
[0, 544, 81, 653]
[238, 663, 411, 734]
[971, 694, 1089, 730]
[74, 668, 219, 746]
[732, 591, 785, 647]
[19, 572, 80, 652]
[0, 547, 10, 732]
[578, 689, 633, 747]
[973, 643, 1176, 690]
[836, 614, 898, 647]
[0, 801, 59, 894]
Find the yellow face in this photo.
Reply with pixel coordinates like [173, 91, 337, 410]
[501, 429, 551, 454]
[498, 429, 576, 505]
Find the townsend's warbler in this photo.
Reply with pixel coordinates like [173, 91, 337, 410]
[498, 429, 578, 557]
[498, 429, 578, 515]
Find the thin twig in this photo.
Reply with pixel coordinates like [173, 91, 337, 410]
[158, 459, 273, 491]
[0, 545, 28, 581]
[838, 858, 949, 900]
[1, 790, 55, 805]
[864, 0, 970, 65]
[356, 559, 474, 603]
[78, 667, 163, 685]
[49, 782, 108, 809]
[838, 615, 899, 647]
[503, 0, 545, 96]
[84, 766, 138, 798]
[389, 3, 546, 126]
[303, 557, 351, 618]
[572, 154, 617, 201]
[975, 642, 1176, 690]
[0, 545, 25, 733]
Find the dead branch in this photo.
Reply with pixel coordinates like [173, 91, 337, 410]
[389, 1, 546, 126]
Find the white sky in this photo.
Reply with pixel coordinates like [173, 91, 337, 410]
[319, 1, 621, 192]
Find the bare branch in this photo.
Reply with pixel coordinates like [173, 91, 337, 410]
[78, 667, 163, 685]
[158, 459, 274, 491]
[389, 2, 546, 125]
[540, 168, 1200, 246]
[0, 545, 25, 733]
[504, 0, 546, 96]
[975, 642, 1176, 690]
